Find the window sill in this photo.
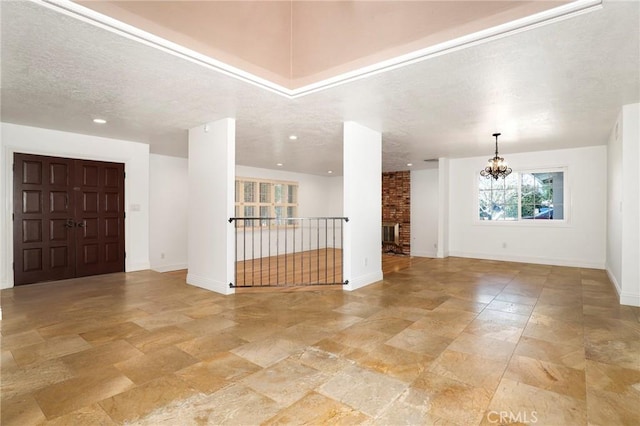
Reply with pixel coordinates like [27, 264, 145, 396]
[474, 219, 571, 228]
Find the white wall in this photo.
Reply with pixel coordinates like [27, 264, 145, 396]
[236, 166, 343, 217]
[343, 121, 383, 291]
[411, 168, 439, 257]
[448, 145, 607, 268]
[149, 154, 188, 272]
[1, 123, 150, 289]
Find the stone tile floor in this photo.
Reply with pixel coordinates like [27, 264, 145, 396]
[1, 257, 639, 425]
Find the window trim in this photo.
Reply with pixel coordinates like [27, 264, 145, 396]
[474, 166, 570, 226]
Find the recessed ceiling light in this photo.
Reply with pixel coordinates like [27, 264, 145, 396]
[327, 170, 333, 174]
[288, 135, 297, 140]
[276, 163, 283, 167]
[93, 118, 107, 124]
[407, 163, 413, 167]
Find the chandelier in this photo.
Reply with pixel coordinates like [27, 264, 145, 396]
[480, 132, 512, 180]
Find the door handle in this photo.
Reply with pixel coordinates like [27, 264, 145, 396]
[76, 221, 86, 228]
[64, 219, 75, 228]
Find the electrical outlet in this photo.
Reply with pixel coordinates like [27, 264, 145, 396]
[161, 253, 165, 259]
[502, 242, 507, 248]
[364, 257, 368, 266]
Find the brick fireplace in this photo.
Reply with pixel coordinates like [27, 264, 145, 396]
[382, 171, 410, 255]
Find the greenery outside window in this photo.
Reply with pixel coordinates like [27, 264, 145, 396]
[478, 169, 565, 222]
[235, 178, 298, 227]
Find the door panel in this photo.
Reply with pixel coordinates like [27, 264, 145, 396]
[13, 153, 125, 285]
[14, 154, 75, 285]
[74, 160, 125, 278]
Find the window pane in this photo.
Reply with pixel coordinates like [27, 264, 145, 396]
[274, 184, 284, 203]
[235, 180, 240, 203]
[259, 206, 270, 226]
[259, 183, 271, 203]
[244, 182, 256, 202]
[504, 204, 518, 220]
[521, 172, 564, 220]
[287, 206, 296, 218]
[287, 185, 297, 203]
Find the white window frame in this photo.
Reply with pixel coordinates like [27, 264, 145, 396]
[235, 177, 299, 228]
[475, 167, 569, 226]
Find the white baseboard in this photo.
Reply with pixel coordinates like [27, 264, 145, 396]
[605, 266, 622, 297]
[410, 250, 437, 258]
[151, 263, 187, 273]
[620, 292, 640, 307]
[127, 261, 151, 272]
[186, 273, 234, 295]
[345, 270, 383, 291]
[448, 251, 604, 269]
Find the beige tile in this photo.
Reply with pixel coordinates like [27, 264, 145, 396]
[115, 346, 199, 385]
[264, 391, 370, 425]
[486, 299, 535, 316]
[176, 330, 248, 361]
[126, 325, 195, 353]
[373, 388, 457, 426]
[385, 328, 453, 357]
[79, 321, 147, 345]
[1, 350, 18, 370]
[43, 404, 116, 426]
[98, 374, 197, 424]
[354, 343, 434, 383]
[411, 372, 492, 425]
[0, 394, 47, 426]
[523, 317, 584, 347]
[176, 315, 237, 336]
[132, 311, 194, 330]
[231, 336, 306, 368]
[292, 347, 354, 375]
[137, 383, 280, 425]
[464, 318, 524, 343]
[482, 378, 586, 425]
[447, 332, 516, 362]
[242, 358, 327, 405]
[428, 350, 508, 393]
[0, 330, 45, 350]
[503, 355, 586, 400]
[408, 308, 477, 339]
[176, 351, 261, 394]
[515, 336, 585, 370]
[1, 358, 76, 400]
[587, 388, 640, 425]
[61, 339, 143, 374]
[34, 365, 134, 419]
[11, 335, 92, 367]
[319, 364, 407, 418]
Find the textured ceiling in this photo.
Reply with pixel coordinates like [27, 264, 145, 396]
[1, 0, 639, 175]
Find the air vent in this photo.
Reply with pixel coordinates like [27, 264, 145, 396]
[423, 159, 438, 162]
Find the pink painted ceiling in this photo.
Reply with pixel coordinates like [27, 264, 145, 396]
[78, 1, 569, 89]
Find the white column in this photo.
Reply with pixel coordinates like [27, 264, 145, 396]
[343, 121, 383, 291]
[437, 157, 450, 258]
[187, 119, 235, 295]
[620, 104, 640, 306]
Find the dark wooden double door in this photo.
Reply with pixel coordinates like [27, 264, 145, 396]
[13, 153, 125, 286]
